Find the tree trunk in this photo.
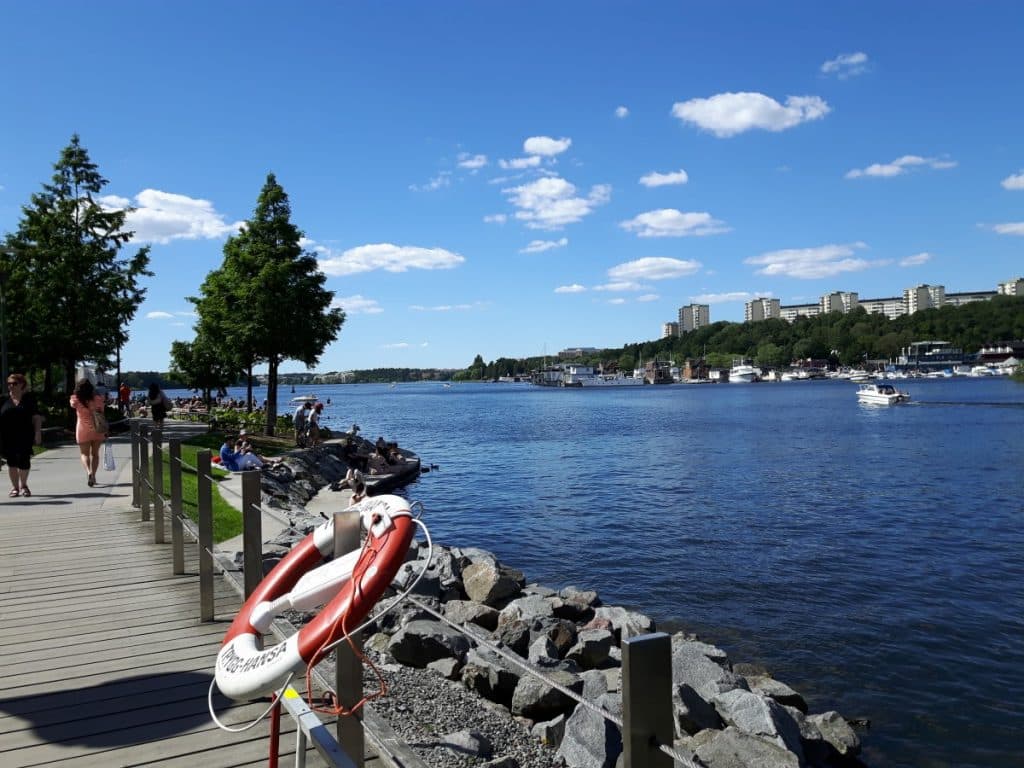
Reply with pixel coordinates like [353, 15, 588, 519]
[246, 363, 253, 413]
[265, 356, 278, 436]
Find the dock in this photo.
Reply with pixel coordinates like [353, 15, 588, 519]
[0, 437, 383, 767]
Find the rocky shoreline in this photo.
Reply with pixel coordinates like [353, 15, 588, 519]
[252, 444, 867, 768]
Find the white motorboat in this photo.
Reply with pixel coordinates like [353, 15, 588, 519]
[857, 383, 911, 405]
[728, 363, 758, 383]
[290, 394, 319, 403]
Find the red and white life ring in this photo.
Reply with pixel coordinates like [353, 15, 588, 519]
[215, 494, 415, 701]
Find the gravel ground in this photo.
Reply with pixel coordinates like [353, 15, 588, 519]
[311, 651, 565, 768]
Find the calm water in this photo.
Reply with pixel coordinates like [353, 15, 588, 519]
[174, 378, 1024, 767]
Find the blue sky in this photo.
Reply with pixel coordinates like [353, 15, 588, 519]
[2, 2, 1022, 373]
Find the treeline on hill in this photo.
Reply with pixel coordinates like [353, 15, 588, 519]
[346, 368, 458, 384]
[455, 295, 1024, 379]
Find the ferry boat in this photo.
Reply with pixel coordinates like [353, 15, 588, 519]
[856, 382, 911, 405]
[728, 362, 758, 383]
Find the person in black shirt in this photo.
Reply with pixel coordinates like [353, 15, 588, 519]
[1, 373, 43, 497]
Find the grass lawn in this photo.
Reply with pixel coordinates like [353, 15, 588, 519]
[158, 431, 291, 542]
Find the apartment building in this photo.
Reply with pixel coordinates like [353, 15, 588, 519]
[744, 297, 781, 322]
[821, 291, 859, 314]
[859, 296, 906, 320]
[779, 303, 821, 322]
[663, 322, 679, 338]
[904, 284, 945, 314]
[678, 304, 710, 333]
[998, 277, 1024, 296]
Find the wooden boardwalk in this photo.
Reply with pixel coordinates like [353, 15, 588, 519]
[0, 468, 373, 767]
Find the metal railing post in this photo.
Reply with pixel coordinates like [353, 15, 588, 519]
[241, 470, 263, 598]
[334, 507, 364, 767]
[152, 430, 164, 543]
[130, 420, 140, 507]
[138, 428, 150, 522]
[170, 440, 184, 574]
[197, 449, 214, 622]
[622, 632, 673, 768]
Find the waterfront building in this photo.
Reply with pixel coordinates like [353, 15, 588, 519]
[779, 303, 821, 322]
[821, 291, 859, 314]
[897, 340, 964, 370]
[998, 277, 1024, 296]
[663, 322, 678, 338]
[678, 303, 710, 332]
[744, 297, 780, 322]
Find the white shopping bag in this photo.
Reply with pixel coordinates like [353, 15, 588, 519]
[103, 441, 115, 471]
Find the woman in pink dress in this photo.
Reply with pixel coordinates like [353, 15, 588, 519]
[69, 378, 107, 487]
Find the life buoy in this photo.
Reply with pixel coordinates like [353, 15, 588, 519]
[215, 494, 415, 701]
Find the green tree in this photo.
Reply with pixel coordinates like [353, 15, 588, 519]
[4, 135, 151, 398]
[169, 336, 239, 404]
[191, 174, 343, 435]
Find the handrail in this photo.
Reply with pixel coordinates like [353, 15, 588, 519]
[128, 421, 689, 768]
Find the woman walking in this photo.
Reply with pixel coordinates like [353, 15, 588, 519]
[70, 378, 107, 487]
[147, 383, 171, 428]
[1, 373, 43, 497]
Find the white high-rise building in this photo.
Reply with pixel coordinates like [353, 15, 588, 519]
[678, 304, 710, 333]
[663, 322, 679, 338]
[744, 297, 781, 322]
[821, 291, 859, 314]
[860, 296, 906, 320]
[998, 277, 1024, 296]
[904, 284, 945, 314]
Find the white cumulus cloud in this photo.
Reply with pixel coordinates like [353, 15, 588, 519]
[483, 214, 508, 224]
[409, 303, 478, 311]
[318, 243, 465, 276]
[993, 222, 1024, 235]
[846, 155, 957, 179]
[410, 171, 452, 191]
[637, 293, 660, 302]
[457, 153, 488, 170]
[520, 237, 568, 254]
[608, 256, 702, 281]
[334, 294, 383, 315]
[101, 189, 245, 245]
[615, 106, 629, 118]
[691, 291, 762, 304]
[620, 209, 729, 238]
[1001, 172, 1024, 190]
[639, 169, 689, 187]
[594, 281, 646, 292]
[745, 242, 875, 279]
[821, 52, 869, 79]
[671, 92, 830, 138]
[499, 156, 542, 170]
[555, 284, 586, 294]
[504, 176, 611, 230]
[146, 311, 174, 320]
[900, 252, 932, 267]
[523, 136, 572, 157]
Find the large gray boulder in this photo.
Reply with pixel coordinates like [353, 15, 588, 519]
[511, 668, 583, 720]
[387, 619, 470, 667]
[713, 689, 804, 761]
[463, 561, 525, 606]
[461, 647, 521, 707]
[498, 594, 556, 626]
[808, 711, 861, 757]
[671, 638, 749, 701]
[674, 682, 724, 736]
[747, 675, 808, 714]
[566, 628, 614, 669]
[443, 599, 500, 631]
[438, 729, 493, 758]
[556, 692, 622, 768]
[692, 726, 800, 768]
[594, 606, 655, 642]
